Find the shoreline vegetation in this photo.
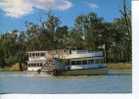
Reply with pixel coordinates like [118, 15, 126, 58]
[0, 0, 131, 70]
[0, 63, 132, 72]
[0, 63, 20, 71]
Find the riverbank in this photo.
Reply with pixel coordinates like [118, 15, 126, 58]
[0, 63, 21, 72]
[107, 63, 132, 70]
[0, 63, 132, 72]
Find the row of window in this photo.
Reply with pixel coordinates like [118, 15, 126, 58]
[65, 59, 104, 65]
[27, 59, 104, 66]
[28, 53, 46, 57]
[28, 63, 43, 67]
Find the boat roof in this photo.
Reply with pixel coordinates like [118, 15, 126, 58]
[26, 51, 48, 54]
[60, 51, 104, 59]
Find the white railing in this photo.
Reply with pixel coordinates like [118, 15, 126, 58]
[62, 51, 103, 59]
[28, 57, 47, 61]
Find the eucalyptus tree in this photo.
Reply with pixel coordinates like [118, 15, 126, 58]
[44, 14, 61, 49]
[74, 12, 103, 50]
[120, 0, 131, 62]
[55, 26, 69, 49]
[0, 30, 19, 66]
[112, 17, 131, 62]
[25, 22, 42, 51]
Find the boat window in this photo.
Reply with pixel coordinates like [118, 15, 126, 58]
[36, 53, 39, 56]
[35, 53, 37, 56]
[88, 60, 94, 64]
[40, 53, 45, 56]
[71, 61, 76, 65]
[65, 60, 70, 65]
[71, 61, 82, 65]
[76, 61, 81, 65]
[32, 53, 35, 57]
[30, 53, 32, 57]
[40, 63, 42, 66]
[95, 59, 103, 64]
[67, 66, 70, 70]
[82, 60, 87, 64]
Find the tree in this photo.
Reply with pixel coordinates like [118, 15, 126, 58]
[74, 12, 103, 50]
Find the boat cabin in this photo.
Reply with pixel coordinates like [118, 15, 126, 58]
[57, 50, 106, 70]
[26, 51, 48, 71]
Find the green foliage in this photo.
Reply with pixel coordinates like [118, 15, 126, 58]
[0, 1, 131, 67]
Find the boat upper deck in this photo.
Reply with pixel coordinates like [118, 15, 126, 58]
[59, 50, 104, 59]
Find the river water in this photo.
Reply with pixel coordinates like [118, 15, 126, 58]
[0, 70, 132, 93]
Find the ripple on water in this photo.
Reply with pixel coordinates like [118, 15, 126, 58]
[0, 71, 132, 93]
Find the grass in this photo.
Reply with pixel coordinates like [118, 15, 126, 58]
[0, 63, 21, 71]
[107, 63, 132, 70]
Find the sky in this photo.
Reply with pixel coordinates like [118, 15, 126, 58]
[0, 0, 131, 33]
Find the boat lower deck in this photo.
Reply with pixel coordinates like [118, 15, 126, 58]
[57, 67, 108, 76]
